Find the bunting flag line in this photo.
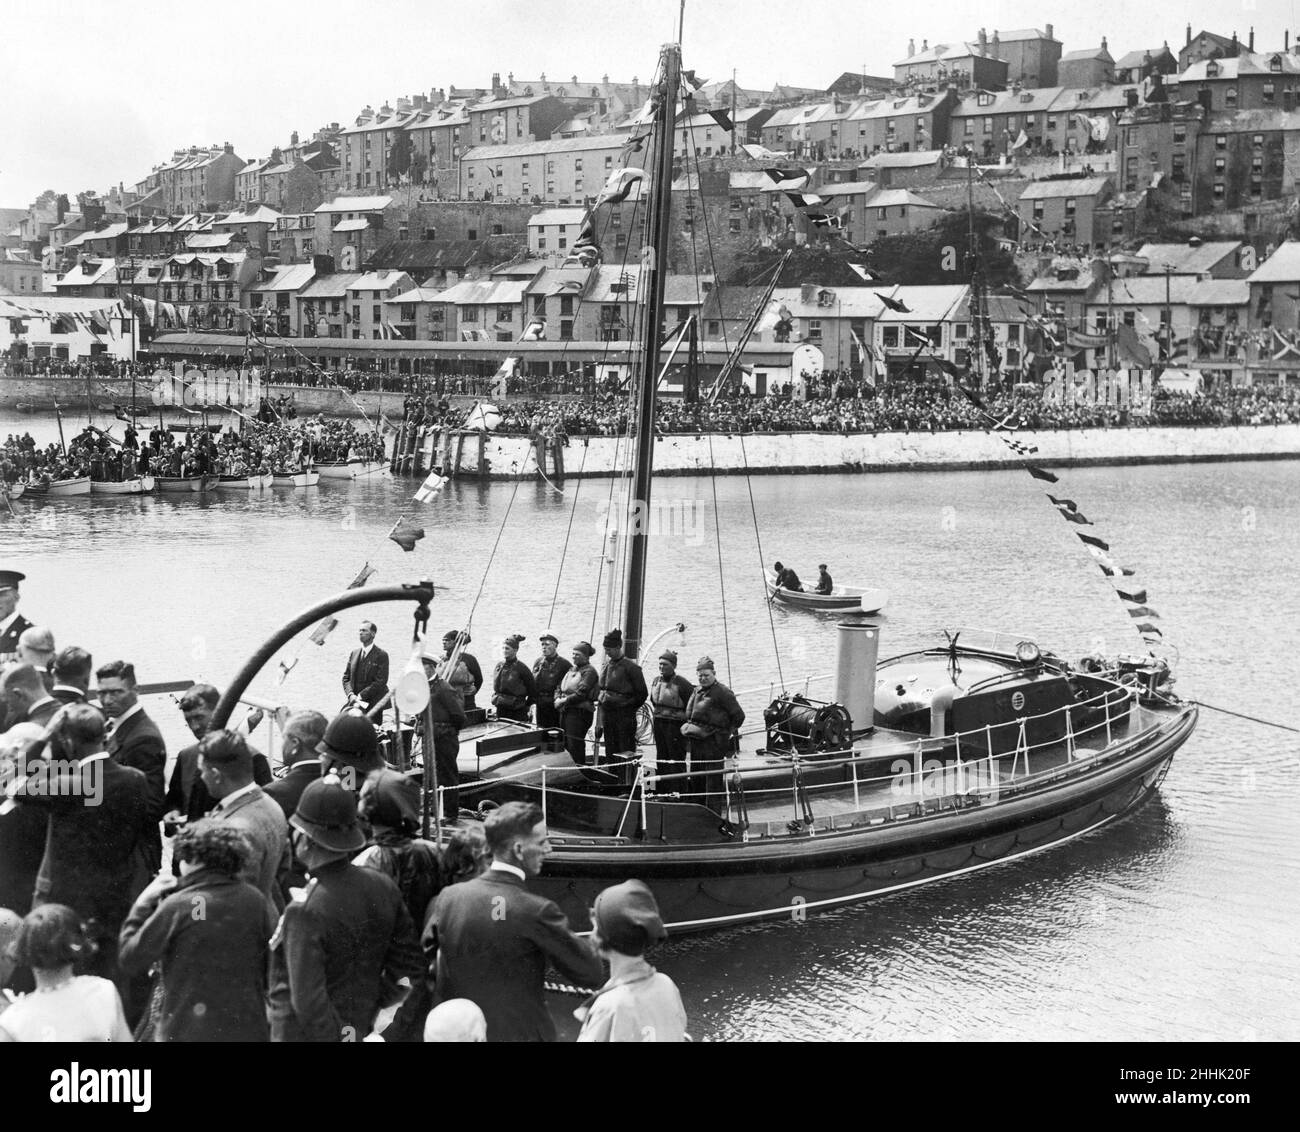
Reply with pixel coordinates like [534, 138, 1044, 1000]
[1026, 465, 1059, 483]
[784, 191, 826, 209]
[595, 166, 645, 206]
[763, 167, 809, 189]
[1115, 587, 1148, 605]
[1076, 532, 1110, 551]
[413, 468, 450, 503]
[388, 517, 425, 552]
[876, 292, 911, 313]
[707, 109, 733, 131]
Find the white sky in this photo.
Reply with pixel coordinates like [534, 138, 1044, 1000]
[2, 0, 1296, 209]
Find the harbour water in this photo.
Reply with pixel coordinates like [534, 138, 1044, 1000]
[3, 413, 1297, 1041]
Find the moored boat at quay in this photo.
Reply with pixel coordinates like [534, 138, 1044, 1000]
[215, 473, 265, 491]
[315, 459, 387, 480]
[271, 470, 320, 488]
[155, 474, 220, 493]
[24, 475, 92, 497]
[89, 476, 155, 495]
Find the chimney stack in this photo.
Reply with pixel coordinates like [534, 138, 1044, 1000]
[1046, 23, 1053, 41]
[908, 37, 915, 57]
[978, 27, 988, 55]
[1186, 23, 1192, 46]
[1249, 27, 1255, 52]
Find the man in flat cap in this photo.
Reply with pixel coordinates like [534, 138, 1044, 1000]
[814, 564, 834, 595]
[0, 570, 33, 664]
[531, 633, 570, 731]
[681, 656, 745, 810]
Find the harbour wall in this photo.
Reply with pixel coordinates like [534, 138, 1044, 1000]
[424, 423, 1300, 479]
[5, 375, 1299, 478]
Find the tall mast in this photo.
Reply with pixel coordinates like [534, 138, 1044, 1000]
[621, 42, 680, 660]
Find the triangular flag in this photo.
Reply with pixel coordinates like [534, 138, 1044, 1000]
[707, 109, 733, 131]
[877, 292, 910, 313]
[347, 564, 376, 589]
[308, 617, 338, 646]
[1077, 532, 1110, 551]
[388, 518, 425, 552]
[1115, 587, 1148, 605]
[1026, 465, 1059, 483]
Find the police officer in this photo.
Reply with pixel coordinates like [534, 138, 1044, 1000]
[0, 570, 34, 663]
[268, 775, 423, 1042]
[555, 642, 598, 766]
[531, 632, 571, 730]
[681, 656, 745, 810]
[649, 650, 693, 783]
[595, 629, 648, 767]
[492, 635, 535, 723]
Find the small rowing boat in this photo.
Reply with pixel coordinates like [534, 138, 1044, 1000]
[766, 579, 889, 614]
[90, 476, 156, 496]
[315, 459, 387, 480]
[25, 476, 92, 498]
[155, 474, 220, 493]
[2, 483, 26, 500]
[215, 474, 264, 491]
[271, 470, 320, 488]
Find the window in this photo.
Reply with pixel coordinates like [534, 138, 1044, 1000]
[1214, 156, 1226, 173]
[1172, 154, 1186, 181]
[537, 237, 546, 249]
[1123, 311, 1136, 327]
[1047, 115, 1057, 130]
[1216, 134, 1227, 150]
[1225, 87, 1238, 108]
[882, 325, 899, 348]
[728, 217, 741, 233]
[371, 305, 380, 322]
[1264, 82, 1276, 105]
[401, 304, 415, 321]
[574, 158, 583, 171]
[532, 295, 546, 314]
[1007, 324, 1020, 342]
[614, 232, 628, 249]
[878, 207, 888, 220]
[984, 117, 993, 134]
[546, 181, 555, 196]
[954, 323, 969, 339]
[558, 236, 567, 249]
[977, 92, 993, 107]
[1252, 156, 1264, 173]
[605, 155, 613, 169]
[1253, 134, 1265, 149]
[1251, 177, 1263, 197]
[559, 296, 574, 316]
[461, 305, 478, 322]
[1173, 124, 1187, 144]
[1213, 182, 1225, 199]
[497, 305, 513, 322]
[559, 320, 573, 340]
[964, 119, 974, 136]
[808, 319, 822, 339]
[351, 305, 360, 323]
[467, 228, 477, 240]
[1272, 55, 1284, 73]
[522, 161, 529, 172]
[547, 161, 555, 174]
[1032, 200, 1044, 220]
[1064, 198, 1076, 217]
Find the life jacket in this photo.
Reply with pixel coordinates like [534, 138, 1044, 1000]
[599, 657, 642, 709]
[493, 659, 529, 706]
[650, 675, 688, 720]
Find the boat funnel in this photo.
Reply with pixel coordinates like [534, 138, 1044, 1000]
[835, 619, 880, 736]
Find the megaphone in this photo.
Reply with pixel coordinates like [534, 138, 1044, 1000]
[394, 637, 431, 715]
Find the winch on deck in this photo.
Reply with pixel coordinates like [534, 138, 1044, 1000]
[762, 694, 852, 755]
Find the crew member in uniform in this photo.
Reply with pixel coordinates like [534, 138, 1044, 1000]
[555, 642, 598, 766]
[814, 564, 834, 595]
[531, 633, 571, 730]
[0, 570, 34, 663]
[681, 656, 745, 810]
[596, 630, 648, 771]
[442, 630, 483, 710]
[649, 650, 693, 783]
[491, 635, 535, 723]
[423, 668, 468, 820]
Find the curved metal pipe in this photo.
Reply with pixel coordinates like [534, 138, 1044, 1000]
[210, 580, 434, 730]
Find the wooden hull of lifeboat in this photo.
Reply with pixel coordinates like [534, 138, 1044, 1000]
[315, 460, 386, 480]
[90, 477, 154, 495]
[271, 471, 320, 488]
[475, 703, 1196, 935]
[767, 582, 889, 614]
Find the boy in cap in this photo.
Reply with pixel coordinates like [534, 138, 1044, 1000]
[530, 633, 570, 730]
[491, 635, 535, 723]
[576, 879, 687, 1042]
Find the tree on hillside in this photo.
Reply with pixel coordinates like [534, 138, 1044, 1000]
[865, 209, 1021, 287]
[386, 131, 414, 182]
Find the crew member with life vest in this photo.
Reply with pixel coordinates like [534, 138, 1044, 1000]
[681, 656, 745, 810]
[649, 651, 693, 783]
[531, 633, 571, 730]
[555, 642, 599, 766]
[491, 635, 535, 723]
[595, 629, 648, 769]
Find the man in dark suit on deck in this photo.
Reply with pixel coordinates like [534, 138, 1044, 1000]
[422, 800, 603, 1042]
[342, 621, 389, 726]
[96, 660, 167, 874]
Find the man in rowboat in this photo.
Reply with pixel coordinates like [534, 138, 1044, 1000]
[772, 561, 804, 592]
[814, 565, 834, 595]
